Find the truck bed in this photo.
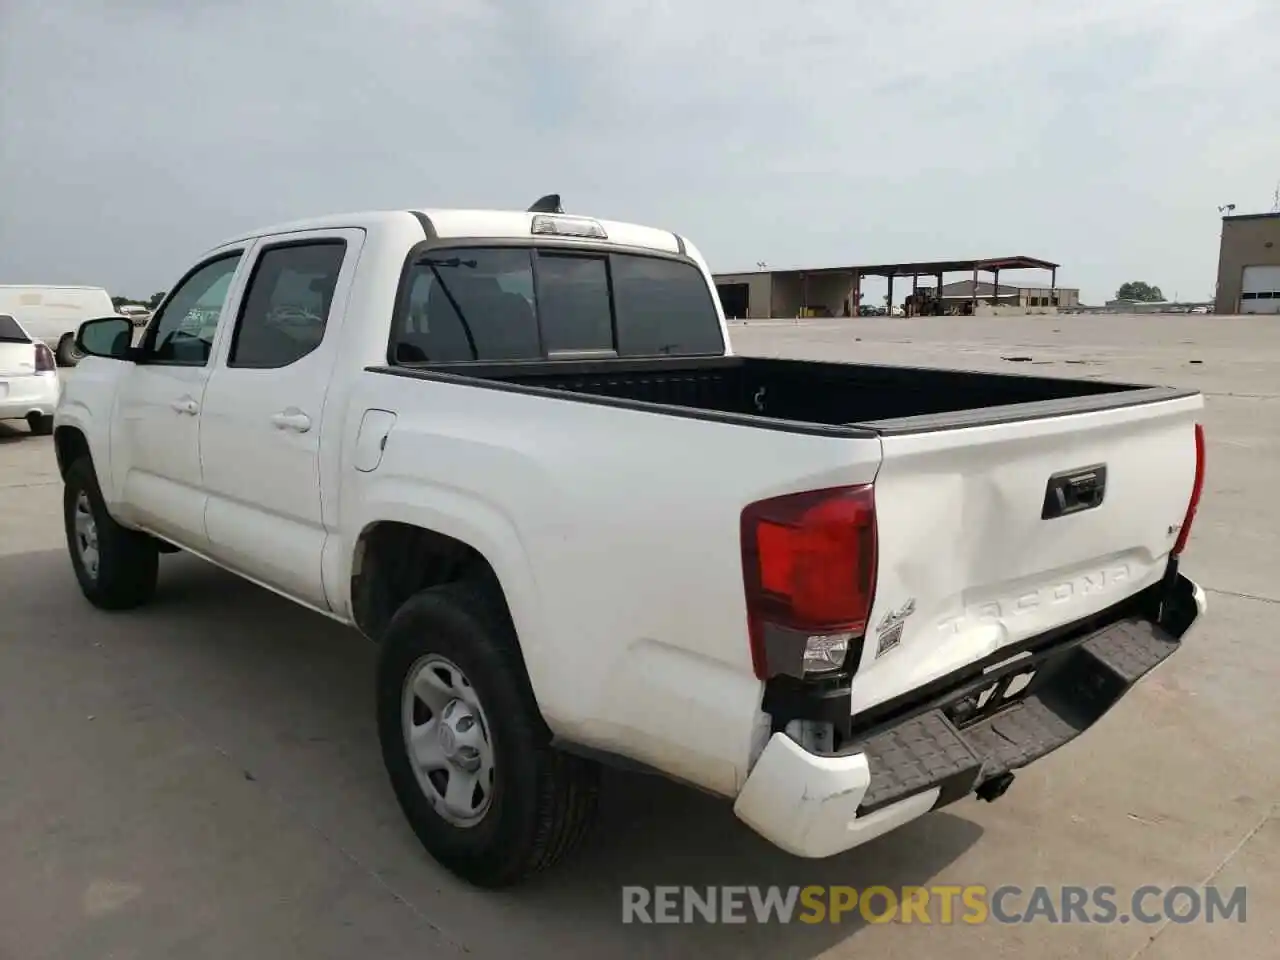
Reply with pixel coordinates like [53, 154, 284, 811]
[374, 355, 1193, 436]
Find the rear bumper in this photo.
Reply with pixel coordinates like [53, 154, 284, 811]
[0, 373, 59, 420]
[734, 572, 1206, 858]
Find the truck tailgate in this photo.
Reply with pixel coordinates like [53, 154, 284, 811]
[851, 392, 1203, 714]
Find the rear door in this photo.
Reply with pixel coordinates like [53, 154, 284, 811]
[851, 395, 1203, 713]
[198, 228, 364, 610]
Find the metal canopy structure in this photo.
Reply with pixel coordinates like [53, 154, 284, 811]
[772, 255, 1060, 316]
[782, 255, 1059, 279]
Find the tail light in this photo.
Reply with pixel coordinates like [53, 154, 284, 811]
[34, 342, 56, 374]
[1171, 423, 1205, 556]
[740, 484, 878, 680]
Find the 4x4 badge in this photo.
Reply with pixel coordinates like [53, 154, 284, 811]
[875, 598, 916, 658]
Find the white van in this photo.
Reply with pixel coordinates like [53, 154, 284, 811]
[0, 285, 118, 366]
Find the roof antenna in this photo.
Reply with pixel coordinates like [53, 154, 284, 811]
[527, 194, 564, 214]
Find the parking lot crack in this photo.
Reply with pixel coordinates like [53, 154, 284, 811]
[197, 743, 472, 953]
[1204, 586, 1280, 606]
[1125, 801, 1277, 959]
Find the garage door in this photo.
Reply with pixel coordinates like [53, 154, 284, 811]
[1241, 265, 1280, 314]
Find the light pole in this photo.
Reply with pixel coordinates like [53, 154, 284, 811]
[1215, 204, 1235, 312]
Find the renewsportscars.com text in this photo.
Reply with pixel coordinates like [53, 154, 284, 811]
[621, 884, 1248, 925]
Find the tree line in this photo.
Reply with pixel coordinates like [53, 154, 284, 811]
[1114, 281, 1164, 302]
[111, 291, 167, 311]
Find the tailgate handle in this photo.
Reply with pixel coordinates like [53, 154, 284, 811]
[1042, 464, 1107, 519]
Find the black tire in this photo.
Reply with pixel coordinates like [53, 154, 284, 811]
[377, 580, 599, 888]
[27, 413, 54, 436]
[63, 457, 159, 610]
[56, 333, 84, 367]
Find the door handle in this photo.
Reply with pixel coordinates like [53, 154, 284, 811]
[171, 397, 199, 416]
[270, 409, 312, 433]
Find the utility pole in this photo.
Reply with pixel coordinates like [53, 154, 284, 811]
[1215, 203, 1236, 311]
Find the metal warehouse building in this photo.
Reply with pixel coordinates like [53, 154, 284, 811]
[713, 256, 1063, 320]
[936, 280, 1080, 310]
[1215, 211, 1280, 315]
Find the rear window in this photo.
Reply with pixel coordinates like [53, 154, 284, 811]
[0, 314, 29, 342]
[611, 254, 727, 357]
[536, 255, 614, 356]
[391, 247, 724, 364]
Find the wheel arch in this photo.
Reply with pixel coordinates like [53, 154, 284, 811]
[348, 516, 548, 715]
[53, 424, 91, 479]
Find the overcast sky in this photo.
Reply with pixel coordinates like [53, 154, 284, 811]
[2, 0, 1277, 304]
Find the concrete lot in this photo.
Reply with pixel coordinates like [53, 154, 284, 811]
[1, 313, 1276, 958]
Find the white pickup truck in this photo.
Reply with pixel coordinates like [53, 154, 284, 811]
[55, 200, 1207, 888]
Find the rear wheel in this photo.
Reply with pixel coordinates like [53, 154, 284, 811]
[26, 413, 54, 436]
[376, 580, 600, 888]
[63, 457, 159, 610]
[56, 333, 84, 367]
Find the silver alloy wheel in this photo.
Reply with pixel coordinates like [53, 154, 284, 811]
[402, 653, 495, 827]
[74, 490, 100, 580]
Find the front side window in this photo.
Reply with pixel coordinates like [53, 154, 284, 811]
[147, 253, 243, 365]
[229, 241, 346, 369]
[395, 247, 540, 363]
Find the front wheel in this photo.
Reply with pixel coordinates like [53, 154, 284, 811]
[56, 333, 84, 367]
[376, 580, 600, 888]
[63, 457, 159, 610]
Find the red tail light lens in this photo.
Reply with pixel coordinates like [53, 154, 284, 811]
[1171, 423, 1205, 556]
[34, 342, 56, 373]
[741, 484, 878, 680]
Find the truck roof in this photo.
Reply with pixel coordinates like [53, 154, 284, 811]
[0, 284, 109, 291]
[213, 208, 688, 257]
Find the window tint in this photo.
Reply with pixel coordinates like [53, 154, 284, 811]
[388, 245, 726, 365]
[0, 314, 28, 342]
[536, 255, 614, 355]
[611, 254, 725, 357]
[395, 248, 540, 363]
[148, 254, 243, 365]
[230, 242, 346, 368]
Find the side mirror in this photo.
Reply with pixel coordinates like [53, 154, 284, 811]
[76, 316, 135, 360]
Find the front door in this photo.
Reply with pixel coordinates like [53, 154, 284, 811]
[110, 250, 247, 547]
[198, 229, 363, 610]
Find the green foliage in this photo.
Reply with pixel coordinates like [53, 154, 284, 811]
[1116, 281, 1164, 302]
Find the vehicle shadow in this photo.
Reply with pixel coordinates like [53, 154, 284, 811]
[0, 421, 34, 443]
[4, 548, 984, 959]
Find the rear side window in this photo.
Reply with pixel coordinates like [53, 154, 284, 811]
[395, 248, 541, 364]
[229, 241, 346, 369]
[0, 314, 28, 342]
[611, 255, 725, 356]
